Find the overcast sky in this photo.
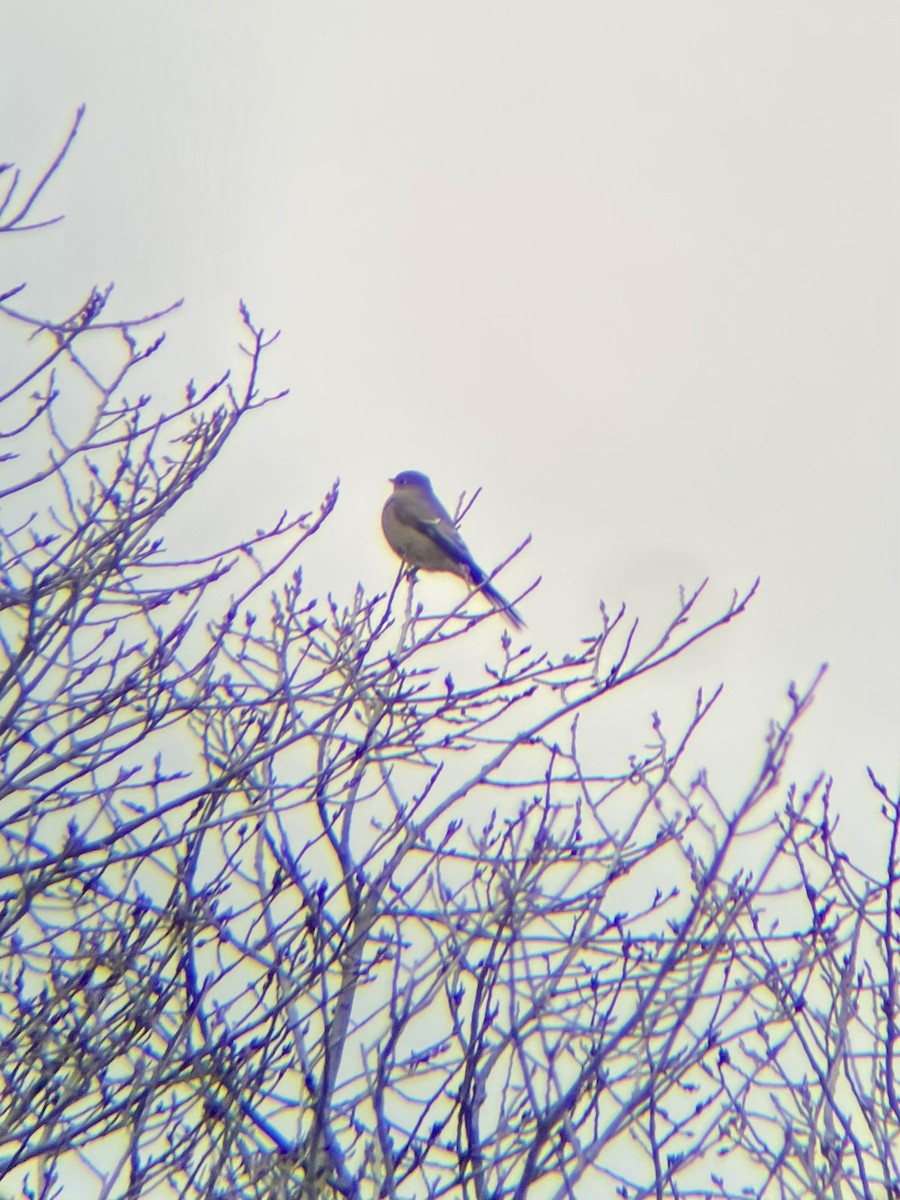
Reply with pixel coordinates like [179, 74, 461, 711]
[3, 3, 898, 860]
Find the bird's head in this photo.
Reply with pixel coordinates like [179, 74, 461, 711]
[390, 470, 434, 493]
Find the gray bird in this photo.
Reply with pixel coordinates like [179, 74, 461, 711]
[382, 470, 525, 630]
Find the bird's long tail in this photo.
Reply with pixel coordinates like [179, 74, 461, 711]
[468, 564, 526, 630]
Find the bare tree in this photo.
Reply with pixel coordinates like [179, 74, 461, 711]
[0, 113, 896, 1200]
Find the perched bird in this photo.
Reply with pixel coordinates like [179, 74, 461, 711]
[382, 470, 525, 630]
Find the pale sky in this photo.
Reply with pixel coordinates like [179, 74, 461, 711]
[3, 2, 899, 860]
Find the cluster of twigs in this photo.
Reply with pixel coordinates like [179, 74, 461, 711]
[0, 112, 897, 1200]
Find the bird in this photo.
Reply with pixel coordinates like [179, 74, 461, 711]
[382, 470, 525, 630]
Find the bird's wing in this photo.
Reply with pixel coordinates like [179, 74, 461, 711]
[392, 493, 473, 565]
